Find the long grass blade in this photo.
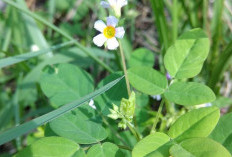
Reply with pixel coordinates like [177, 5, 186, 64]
[207, 41, 232, 92]
[150, 0, 170, 53]
[209, 0, 225, 68]
[2, 0, 114, 73]
[16, 0, 53, 58]
[0, 40, 75, 69]
[0, 76, 123, 146]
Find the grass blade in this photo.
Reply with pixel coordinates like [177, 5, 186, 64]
[0, 40, 75, 69]
[0, 76, 123, 146]
[16, 0, 53, 58]
[172, 0, 179, 42]
[207, 41, 232, 92]
[150, 0, 170, 53]
[209, 0, 225, 67]
[2, 0, 113, 73]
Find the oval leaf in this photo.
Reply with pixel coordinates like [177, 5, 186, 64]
[129, 48, 155, 68]
[132, 132, 170, 157]
[170, 138, 231, 157]
[40, 63, 94, 108]
[15, 137, 79, 157]
[164, 82, 216, 106]
[87, 142, 124, 157]
[168, 106, 220, 142]
[49, 112, 107, 144]
[40, 63, 96, 120]
[164, 28, 210, 79]
[169, 144, 194, 157]
[128, 66, 168, 95]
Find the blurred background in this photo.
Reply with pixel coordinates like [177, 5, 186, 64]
[0, 0, 232, 156]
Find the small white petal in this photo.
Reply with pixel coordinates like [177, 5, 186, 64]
[89, 99, 96, 110]
[89, 99, 94, 106]
[100, 1, 110, 8]
[108, 0, 117, 6]
[107, 16, 118, 27]
[93, 34, 107, 47]
[107, 37, 119, 50]
[117, 0, 128, 7]
[94, 20, 106, 32]
[115, 27, 125, 38]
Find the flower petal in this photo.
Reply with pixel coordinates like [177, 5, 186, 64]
[100, 1, 110, 8]
[107, 16, 118, 27]
[94, 20, 106, 32]
[115, 27, 125, 38]
[108, 0, 117, 6]
[93, 34, 107, 47]
[117, 0, 128, 7]
[107, 37, 119, 50]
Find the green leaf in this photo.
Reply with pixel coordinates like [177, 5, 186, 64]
[169, 144, 195, 157]
[168, 106, 220, 142]
[0, 76, 123, 145]
[212, 97, 232, 108]
[164, 82, 216, 106]
[95, 72, 128, 115]
[170, 138, 231, 157]
[72, 149, 86, 157]
[40, 64, 95, 120]
[41, 64, 94, 107]
[145, 141, 174, 157]
[164, 28, 210, 79]
[15, 137, 79, 157]
[132, 132, 170, 157]
[49, 112, 107, 144]
[129, 48, 155, 68]
[128, 66, 168, 95]
[18, 48, 94, 106]
[209, 112, 232, 153]
[87, 142, 124, 157]
[0, 40, 75, 69]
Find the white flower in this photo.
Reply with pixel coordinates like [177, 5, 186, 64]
[100, 0, 128, 17]
[31, 44, 40, 52]
[89, 99, 96, 110]
[93, 16, 125, 50]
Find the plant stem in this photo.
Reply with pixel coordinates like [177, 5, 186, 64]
[150, 98, 165, 134]
[13, 74, 23, 150]
[119, 41, 131, 96]
[2, 0, 113, 73]
[117, 145, 132, 151]
[113, 50, 123, 70]
[100, 114, 129, 147]
[126, 121, 141, 141]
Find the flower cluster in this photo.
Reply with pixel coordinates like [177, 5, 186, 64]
[108, 91, 136, 129]
[93, 0, 128, 50]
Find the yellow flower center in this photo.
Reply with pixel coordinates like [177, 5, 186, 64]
[103, 26, 116, 39]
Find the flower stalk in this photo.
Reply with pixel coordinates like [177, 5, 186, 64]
[119, 41, 131, 96]
[150, 98, 165, 134]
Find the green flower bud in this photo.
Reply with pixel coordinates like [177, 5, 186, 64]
[119, 91, 136, 120]
[108, 108, 119, 120]
[118, 119, 127, 129]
